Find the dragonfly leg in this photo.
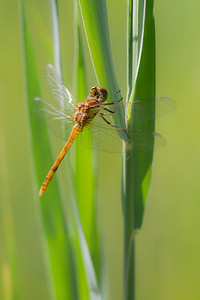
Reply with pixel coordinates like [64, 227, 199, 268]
[103, 89, 122, 106]
[101, 95, 123, 114]
[99, 113, 121, 128]
[99, 113, 117, 126]
[103, 96, 123, 106]
[113, 89, 121, 103]
[102, 106, 119, 114]
[99, 113, 129, 138]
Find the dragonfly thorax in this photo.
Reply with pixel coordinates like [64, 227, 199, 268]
[74, 98, 100, 127]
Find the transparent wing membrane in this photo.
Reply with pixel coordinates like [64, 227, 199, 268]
[129, 97, 176, 124]
[99, 96, 175, 125]
[34, 64, 79, 139]
[46, 64, 79, 114]
[128, 130, 166, 151]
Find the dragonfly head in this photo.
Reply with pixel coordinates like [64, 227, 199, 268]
[90, 86, 108, 103]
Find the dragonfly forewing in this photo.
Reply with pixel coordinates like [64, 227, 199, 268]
[46, 64, 79, 115]
[129, 97, 176, 124]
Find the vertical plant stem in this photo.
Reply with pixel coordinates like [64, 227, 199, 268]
[123, 0, 155, 299]
[124, 206, 135, 300]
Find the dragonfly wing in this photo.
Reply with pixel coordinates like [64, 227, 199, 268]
[45, 64, 79, 115]
[128, 129, 166, 151]
[130, 97, 176, 124]
[81, 114, 165, 152]
[81, 117, 123, 152]
[99, 97, 176, 125]
[34, 96, 74, 141]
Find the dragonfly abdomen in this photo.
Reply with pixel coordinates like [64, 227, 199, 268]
[39, 124, 82, 196]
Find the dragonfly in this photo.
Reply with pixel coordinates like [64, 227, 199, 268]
[35, 64, 175, 196]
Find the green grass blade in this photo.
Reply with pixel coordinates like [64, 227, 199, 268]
[127, 0, 146, 102]
[123, 0, 155, 299]
[21, 2, 78, 299]
[49, 0, 62, 75]
[78, 0, 126, 137]
[74, 2, 100, 279]
[127, 0, 134, 101]
[73, 2, 102, 298]
[126, 0, 155, 231]
[73, 201, 102, 300]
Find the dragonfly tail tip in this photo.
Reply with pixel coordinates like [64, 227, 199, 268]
[39, 189, 44, 197]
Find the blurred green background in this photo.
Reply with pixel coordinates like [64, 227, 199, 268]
[0, 0, 200, 299]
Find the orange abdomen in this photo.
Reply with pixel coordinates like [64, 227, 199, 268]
[39, 124, 82, 196]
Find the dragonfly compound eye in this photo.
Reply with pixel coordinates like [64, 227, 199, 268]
[98, 87, 108, 102]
